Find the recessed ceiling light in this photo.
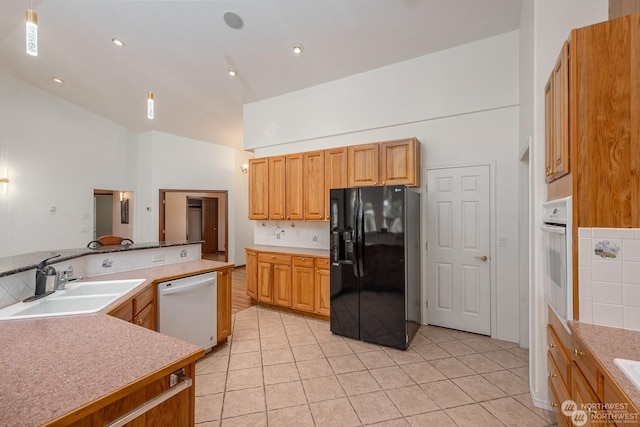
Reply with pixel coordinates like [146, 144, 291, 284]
[112, 38, 125, 47]
[228, 68, 238, 77]
[52, 77, 63, 84]
[292, 43, 304, 55]
[223, 12, 243, 29]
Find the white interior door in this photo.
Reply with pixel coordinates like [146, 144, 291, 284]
[427, 165, 491, 335]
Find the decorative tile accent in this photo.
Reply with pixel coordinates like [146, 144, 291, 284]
[578, 227, 640, 331]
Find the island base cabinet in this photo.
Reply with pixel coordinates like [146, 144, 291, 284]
[61, 363, 196, 427]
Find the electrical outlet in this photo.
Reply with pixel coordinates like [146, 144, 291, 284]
[180, 249, 187, 258]
[499, 236, 508, 247]
[152, 253, 165, 262]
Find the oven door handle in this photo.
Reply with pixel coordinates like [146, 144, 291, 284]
[541, 224, 566, 235]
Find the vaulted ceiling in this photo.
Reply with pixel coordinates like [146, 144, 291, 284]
[0, 1, 521, 150]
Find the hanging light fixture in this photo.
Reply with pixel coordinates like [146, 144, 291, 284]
[26, 9, 38, 56]
[147, 91, 154, 119]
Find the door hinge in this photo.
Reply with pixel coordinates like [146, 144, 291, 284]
[426, 300, 428, 309]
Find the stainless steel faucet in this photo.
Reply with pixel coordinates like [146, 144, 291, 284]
[55, 266, 82, 290]
[26, 254, 61, 302]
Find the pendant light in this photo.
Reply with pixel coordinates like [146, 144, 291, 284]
[147, 92, 154, 119]
[26, 9, 38, 56]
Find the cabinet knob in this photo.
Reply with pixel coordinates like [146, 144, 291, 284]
[137, 318, 143, 325]
[549, 342, 557, 349]
[272, 256, 276, 259]
[548, 372, 556, 379]
[573, 349, 585, 357]
[551, 402, 558, 408]
[373, 181, 377, 185]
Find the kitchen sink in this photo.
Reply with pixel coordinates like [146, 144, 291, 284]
[614, 358, 640, 391]
[60, 279, 145, 297]
[0, 278, 146, 320]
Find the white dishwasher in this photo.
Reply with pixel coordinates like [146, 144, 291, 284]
[157, 272, 217, 352]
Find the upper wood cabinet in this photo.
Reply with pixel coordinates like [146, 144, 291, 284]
[268, 156, 286, 220]
[545, 41, 569, 184]
[571, 15, 640, 228]
[286, 153, 304, 220]
[380, 138, 420, 186]
[324, 147, 348, 220]
[348, 143, 379, 187]
[248, 158, 269, 220]
[303, 151, 325, 220]
[248, 138, 420, 221]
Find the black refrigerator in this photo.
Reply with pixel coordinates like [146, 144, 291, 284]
[329, 185, 421, 350]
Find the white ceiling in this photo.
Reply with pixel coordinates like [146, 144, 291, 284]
[0, 1, 521, 151]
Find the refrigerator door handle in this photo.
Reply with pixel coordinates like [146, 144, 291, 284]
[353, 195, 360, 277]
[356, 189, 365, 278]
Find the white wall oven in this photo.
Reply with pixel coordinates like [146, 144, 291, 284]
[541, 196, 572, 330]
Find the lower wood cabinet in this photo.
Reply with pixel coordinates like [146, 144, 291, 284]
[247, 248, 329, 317]
[109, 283, 156, 331]
[314, 258, 330, 316]
[65, 362, 197, 427]
[547, 307, 639, 427]
[217, 268, 232, 344]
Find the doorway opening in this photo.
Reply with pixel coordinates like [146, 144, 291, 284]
[159, 189, 228, 262]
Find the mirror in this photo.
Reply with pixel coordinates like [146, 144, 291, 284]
[93, 189, 134, 241]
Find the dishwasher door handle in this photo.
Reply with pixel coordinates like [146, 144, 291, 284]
[160, 279, 215, 296]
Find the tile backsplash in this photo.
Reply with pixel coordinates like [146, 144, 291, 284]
[578, 228, 640, 331]
[0, 244, 201, 310]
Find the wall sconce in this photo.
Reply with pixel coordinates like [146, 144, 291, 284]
[0, 177, 8, 195]
[240, 163, 249, 174]
[1, 167, 8, 195]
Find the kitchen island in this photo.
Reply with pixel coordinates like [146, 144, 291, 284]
[0, 259, 234, 426]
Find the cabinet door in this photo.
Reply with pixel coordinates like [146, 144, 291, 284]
[571, 363, 604, 427]
[257, 261, 274, 303]
[268, 156, 286, 220]
[324, 147, 348, 220]
[246, 250, 258, 299]
[348, 143, 379, 187]
[314, 265, 330, 316]
[380, 138, 419, 186]
[217, 268, 232, 343]
[303, 150, 325, 220]
[544, 78, 554, 183]
[551, 42, 569, 181]
[133, 302, 155, 330]
[292, 259, 315, 312]
[286, 153, 304, 220]
[109, 300, 133, 322]
[248, 158, 269, 219]
[273, 264, 292, 307]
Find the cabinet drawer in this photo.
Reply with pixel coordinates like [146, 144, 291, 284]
[133, 285, 154, 314]
[315, 257, 330, 269]
[548, 351, 571, 405]
[547, 324, 571, 387]
[293, 256, 315, 267]
[258, 253, 292, 265]
[548, 378, 571, 427]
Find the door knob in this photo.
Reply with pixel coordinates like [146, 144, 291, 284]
[475, 255, 488, 262]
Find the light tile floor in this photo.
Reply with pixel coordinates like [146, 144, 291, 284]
[195, 306, 556, 426]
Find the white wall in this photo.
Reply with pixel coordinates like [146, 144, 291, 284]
[524, 0, 608, 408]
[0, 70, 136, 256]
[244, 31, 522, 343]
[0, 70, 253, 266]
